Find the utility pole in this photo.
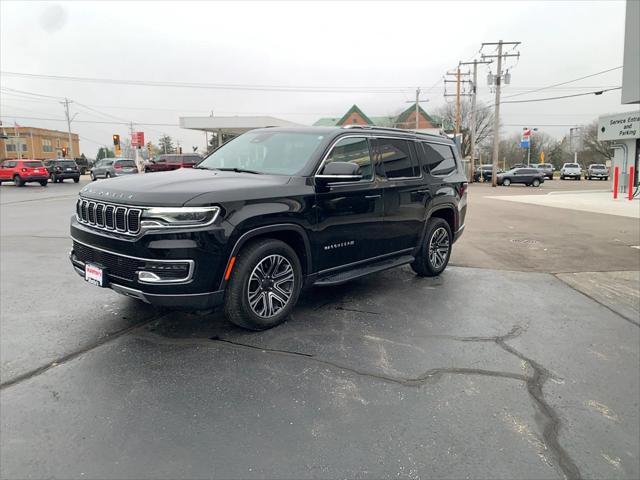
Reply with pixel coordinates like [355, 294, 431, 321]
[460, 59, 492, 181]
[405, 88, 429, 130]
[62, 98, 74, 158]
[415, 88, 420, 129]
[445, 68, 471, 134]
[481, 40, 521, 186]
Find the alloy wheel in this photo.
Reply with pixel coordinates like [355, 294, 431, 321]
[247, 254, 295, 318]
[428, 227, 450, 270]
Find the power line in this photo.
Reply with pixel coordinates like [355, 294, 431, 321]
[1, 71, 420, 93]
[502, 87, 621, 104]
[0, 114, 180, 127]
[502, 66, 623, 99]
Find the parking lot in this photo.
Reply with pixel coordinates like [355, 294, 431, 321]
[1, 178, 639, 479]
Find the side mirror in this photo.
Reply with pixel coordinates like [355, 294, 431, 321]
[315, 161, 362, 184]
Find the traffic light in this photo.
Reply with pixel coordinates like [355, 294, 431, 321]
[61, 147, 68, 157]
[112, 134, 120, 146]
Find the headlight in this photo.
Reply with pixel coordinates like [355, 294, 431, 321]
[140, 206, 220, 228]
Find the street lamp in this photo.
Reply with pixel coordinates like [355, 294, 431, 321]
[524, 127, 538, 166]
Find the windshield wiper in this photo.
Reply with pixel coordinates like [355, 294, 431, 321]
[193, 165, 213, 170]
[214, 167, 263, 175]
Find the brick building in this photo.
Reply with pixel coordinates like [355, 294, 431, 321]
[314, 104, 443, 130]
[0, 126, 80, 161]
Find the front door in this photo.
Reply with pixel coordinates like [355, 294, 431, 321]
[313, 136, 385, 272]
[0, 161, 13, 181]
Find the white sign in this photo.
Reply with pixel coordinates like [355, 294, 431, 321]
[597, 111, 640, 141]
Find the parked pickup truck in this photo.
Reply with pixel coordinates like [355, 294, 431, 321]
[560, 163, 582, 180]
[585, 164, 609, 180]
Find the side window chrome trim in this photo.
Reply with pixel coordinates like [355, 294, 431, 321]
[313, 135, 376, 185]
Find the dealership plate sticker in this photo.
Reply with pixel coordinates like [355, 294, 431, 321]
[85, 263, 104, 287]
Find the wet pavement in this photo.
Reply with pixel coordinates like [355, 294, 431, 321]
[1, 180, 639, 479]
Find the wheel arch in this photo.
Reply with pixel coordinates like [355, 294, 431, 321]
[415, 204, 457, 253]
[219, 223, 313, 290]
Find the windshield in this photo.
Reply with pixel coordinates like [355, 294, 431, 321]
[591, 165, 607, 169]
[565, 163, 579, 168]
[198, 131, 326, 175]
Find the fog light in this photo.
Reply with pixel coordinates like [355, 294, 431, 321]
[137, 261, 192, 283]
[138, 271, 161, 282]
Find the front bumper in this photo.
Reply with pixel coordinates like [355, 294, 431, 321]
[70, 247, 225, 310]
[69, 217, 231, 310]
[71, 261, 223, 308]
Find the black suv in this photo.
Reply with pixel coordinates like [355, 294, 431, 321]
[69, 127, 467, 330]
[45, 159, 81, 183]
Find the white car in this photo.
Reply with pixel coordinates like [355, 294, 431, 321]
[560, 163, 582, 180]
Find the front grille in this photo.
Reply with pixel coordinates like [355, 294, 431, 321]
[76, 199, 142, 235]
[72, 241, 143, 281]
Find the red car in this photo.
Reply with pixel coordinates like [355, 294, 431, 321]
[0, 159, 49, 187]
[144, 153, 202, 172]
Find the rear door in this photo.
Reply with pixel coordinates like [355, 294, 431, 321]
[313, 136, 386, 272]
[372, 137, 427, 253]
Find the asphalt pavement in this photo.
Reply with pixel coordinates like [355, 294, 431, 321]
[1, 177, 638, 479]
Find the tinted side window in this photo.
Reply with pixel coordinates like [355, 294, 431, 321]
[373, 138, 419, 179]
[421, 143, 457, 177]
[323, 137, 372, 181]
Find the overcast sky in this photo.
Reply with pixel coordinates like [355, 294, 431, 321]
[0, 0, 633, 157]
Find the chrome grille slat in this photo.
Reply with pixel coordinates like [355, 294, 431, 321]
[105, 205, 115, 229]
[76, 200, 142, 235]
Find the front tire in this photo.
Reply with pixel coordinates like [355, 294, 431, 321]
[90, 172, 96, 181]
[105, 172, 111, 178]
[411, 218, 452, 277]
[503, 178, 511, 186]
[224, 239, 302, 331]
[73, 177, 80, 183]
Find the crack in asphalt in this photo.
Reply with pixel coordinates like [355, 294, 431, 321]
[0, 311, 170, 390]
[553, 273, 640, 328]
[135, 323, 581, 480]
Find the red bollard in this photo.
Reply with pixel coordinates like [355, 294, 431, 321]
[629, 166, 635, 201]
[613, 166, 619, 199]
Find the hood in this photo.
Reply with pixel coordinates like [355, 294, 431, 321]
[79, 168, 296, 206]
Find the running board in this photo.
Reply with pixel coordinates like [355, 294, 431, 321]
[314, 255, 415, 286]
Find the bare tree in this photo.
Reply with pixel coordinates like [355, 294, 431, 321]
[435, 100, 494, 158]
[580, 121, 613, 160]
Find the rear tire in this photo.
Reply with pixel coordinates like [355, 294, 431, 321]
[105, 172, 111, 178]
[90, 172, 96, 181]
[39, 180, 48, 187]
[532, 178, 540, 187]
[13, 175, 24, 187]
[224, 239, 302, 331]
[411, 217, 452, 277]
[73, 177, 80, 183]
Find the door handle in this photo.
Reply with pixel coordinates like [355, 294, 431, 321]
[365, 194, 381, 199]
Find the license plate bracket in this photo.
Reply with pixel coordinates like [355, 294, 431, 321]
[85, 263, 107, 287]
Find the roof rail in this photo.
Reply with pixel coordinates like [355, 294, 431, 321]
[341, 124, 447, 139]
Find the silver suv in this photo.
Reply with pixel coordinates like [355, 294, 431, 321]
[560, 163, 581, 180]
[89, 158, 138, 181]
